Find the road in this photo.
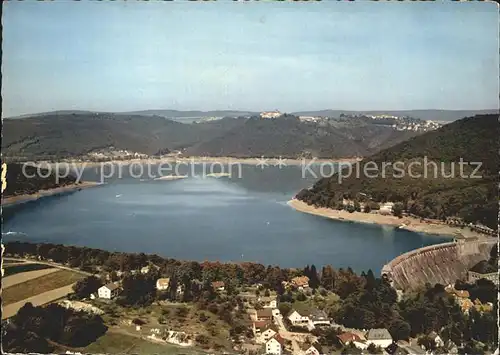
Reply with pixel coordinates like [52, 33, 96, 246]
[274, 315, 307, 355]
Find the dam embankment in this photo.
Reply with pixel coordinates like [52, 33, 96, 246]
[382, 238, 497, 291]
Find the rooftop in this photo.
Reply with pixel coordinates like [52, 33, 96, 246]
[469, 260, 497, 274]
[367, 328, 392, 341]
[102, 283, 119, 291]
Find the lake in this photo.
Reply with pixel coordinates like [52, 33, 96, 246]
[2, 163, 450, 273]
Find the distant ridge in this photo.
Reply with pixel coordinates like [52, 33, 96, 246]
[6, 109, 498, 122]
[291, 109, 499, 122]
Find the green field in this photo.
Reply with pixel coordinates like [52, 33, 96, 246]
[3, 263, 53, 277]
[2, 269, 84, 305]
[83, 332, 207, 355]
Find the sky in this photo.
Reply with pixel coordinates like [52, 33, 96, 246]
[2, 1, 499, 117]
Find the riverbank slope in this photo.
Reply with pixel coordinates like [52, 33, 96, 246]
[287, 199, 485, 239]
[2, 181, 101, 207]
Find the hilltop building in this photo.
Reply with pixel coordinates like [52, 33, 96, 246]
[260, 110, 282, 119]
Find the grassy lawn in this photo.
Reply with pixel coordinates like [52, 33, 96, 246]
[292, 292, 341, 315]
[3, 263, 53, 277]
[2, 269, 84, 305]
[83, 332, 207, 354]
[91, 301, 236, 352]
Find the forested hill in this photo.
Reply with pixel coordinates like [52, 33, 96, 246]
[2, 113, 417, 160]
[296, 114, 499, 229]
[2, 163, 77, 197]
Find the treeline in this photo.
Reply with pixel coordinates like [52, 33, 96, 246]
[2, 302, 107, 353]
[4, 241, 367, 300]
[3, 163, 77, 197]
[296, 114, 499, 229]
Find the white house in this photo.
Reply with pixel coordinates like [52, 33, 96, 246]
[288, 310, 309, 326]
[428, 331, 444, 348]
[98, 283, 120, 299]
[261, 328, 277, 343]
[303, 344, 322, 355]
[261, 297, 278, 309]
[156, 278, 170, 291]
[266, 334, 285, 355]
[366, 328, 393, 348]
[260, 111, 282, 119]
[141, 266, 150, 274]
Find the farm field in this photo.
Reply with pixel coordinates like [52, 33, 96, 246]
[3, 267, 59, 288]
[2, 269, 84, 305]
[3, 262, 53, 277]
[2, 284, 76, 320]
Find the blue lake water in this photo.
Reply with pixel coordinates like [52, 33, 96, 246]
[2, 164, 450, 273]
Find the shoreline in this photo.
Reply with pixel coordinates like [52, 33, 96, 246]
[287, 199, 486, 240]
[1, 181, 101, 207]
[24, 156, 362, 168]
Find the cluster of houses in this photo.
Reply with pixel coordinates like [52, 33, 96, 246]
[337, 328, 393, 350]
[93, 272, 227, 300]
[445, 285, 494, 315]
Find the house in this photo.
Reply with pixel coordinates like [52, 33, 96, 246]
[428, 331, 444, 347]
[338, 332, 363, 346]
[211, 281, 225, 291]
[253, 320, 271, 335]
[309, 309, 330, 327]
[454, 290, 470, 298]
[266, 334, 285, 355]
[303, 343, 323, 355]
[256, 308, 274, 322]
[366, 328, 393, 348]
[445, 340, 458, 354]
[97, 283, 120, 299]
[141, 266, 150, 274]
[288, 310, 309, 326]
[156, 278, 170, 291]
[459, 298, 474, 314]
[261, 296, 278, 309]
[253, 320, 277, 343]
[260, 111, 282, 119]
[379, 202, 394, 215]
[291, 276, 310, 290]
[468, 260, 499, 286]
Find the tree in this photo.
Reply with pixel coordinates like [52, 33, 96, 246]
[72, 276, 103, 299]
[388, 318, 411, 341]
[279, 302, 292, 317]
[393, 203, 404, 218]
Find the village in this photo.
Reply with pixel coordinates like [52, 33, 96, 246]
[2, 240, 497, 355]
[72, 264, 494, 355]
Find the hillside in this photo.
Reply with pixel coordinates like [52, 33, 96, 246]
[3, 113, 418, 160]
[295, 114, 499, 229]
[2, 163, 77, 197]
[185, 115, 418, 158]
[2, 113, 242, 160]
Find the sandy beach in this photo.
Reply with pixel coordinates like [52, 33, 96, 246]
[287, 199, 485, 239]
[2, 181, 101, 207]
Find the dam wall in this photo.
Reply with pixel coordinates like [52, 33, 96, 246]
[382, 239, 497, 291]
